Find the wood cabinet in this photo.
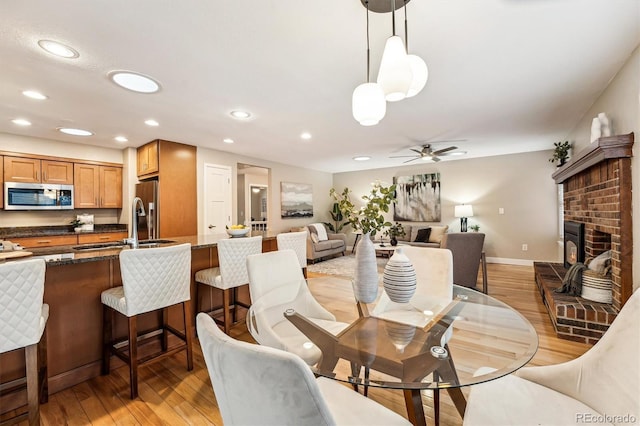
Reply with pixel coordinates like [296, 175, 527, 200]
[74, 164, 122, 209]
[137, 140, 159, 178]
[0, 156, 3, 209]
[3, 156, 73, 184]
[77, 232, 127, 244]
[10, 235, 78, 248]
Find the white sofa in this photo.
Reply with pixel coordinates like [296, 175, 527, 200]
[394, 224, 448, 248]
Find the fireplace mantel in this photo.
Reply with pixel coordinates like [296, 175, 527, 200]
[552, 133, 634, 184]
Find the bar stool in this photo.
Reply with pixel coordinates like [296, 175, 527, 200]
[195, 236, 262, 334]
[101, 243, 193, 399]
[276, 231, 308, 278]
[0, 259, 48, 426]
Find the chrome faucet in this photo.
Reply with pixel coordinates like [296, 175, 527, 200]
[126, 197, 146, 249]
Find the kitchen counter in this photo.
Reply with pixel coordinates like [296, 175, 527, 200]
[0, 231, 277, 413]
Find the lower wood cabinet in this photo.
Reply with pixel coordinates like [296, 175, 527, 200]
[10, 235, 79, 248]
[77, 232, 127, 244]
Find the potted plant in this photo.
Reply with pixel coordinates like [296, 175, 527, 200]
[549, 141, 572, 166]
[384, 222, 406, 246]
[330, 182, 396, 303]
[69, 219, 84, 233]
[469, 224, 480, 232]
[323, 202, 349, 233]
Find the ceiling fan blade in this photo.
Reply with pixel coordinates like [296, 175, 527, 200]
[389, 155, 420, 158]
[403, 157, 420, 164]
[409, 148, 424, 155]
[433, 146, 457, 155]
[432, 156, 442, 162]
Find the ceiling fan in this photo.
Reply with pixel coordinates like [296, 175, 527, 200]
[390, 142, 464, 163]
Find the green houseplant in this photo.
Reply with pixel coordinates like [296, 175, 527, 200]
[323, 202, 349, 233]
[469, 224, 480, 232]
[384, 222, 406, 246]
[549, 141, 572, 166]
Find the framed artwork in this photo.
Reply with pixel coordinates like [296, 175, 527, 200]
[393, 173, 441, 222]
[281, 182, 313, 218]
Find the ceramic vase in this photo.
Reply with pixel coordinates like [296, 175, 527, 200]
[382, 247, 417, 303]
[598, 112, 612, 137]
[590, 117, 602, 143]
[354, 232, 379, 303]
[390, 237, 398, 246]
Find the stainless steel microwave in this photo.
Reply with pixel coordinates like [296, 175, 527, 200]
[4, 182, 74, 210]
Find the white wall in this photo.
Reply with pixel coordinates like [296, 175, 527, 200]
[333, 150, 559, 263]
[565, 45, 640, 291]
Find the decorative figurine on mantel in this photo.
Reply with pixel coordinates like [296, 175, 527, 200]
[591, 112, 612, 143]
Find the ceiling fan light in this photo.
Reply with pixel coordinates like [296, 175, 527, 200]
[377, 36, 412, 102]
[352, 82, 386, 126]
[406, 54, 428, 98]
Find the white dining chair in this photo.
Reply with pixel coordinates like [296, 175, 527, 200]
[464, 288, 640, 426]
[0, 258, 48, 426]
[372, 246, 453, 327]
[195, 236, 262, 334]
[277, 230, 308, 277]
[196, 312, 412, 426]
[101, 243, 193, 399]
[246, 249, 348, 365]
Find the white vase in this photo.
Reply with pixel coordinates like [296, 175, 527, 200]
[382, 247, 417, 303]
[354, 232, 379, 303]
[598, 112, 612, 137]
[590, 117, 602, 143]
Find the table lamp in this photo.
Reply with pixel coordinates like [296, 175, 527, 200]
[454, 204, 474, 232]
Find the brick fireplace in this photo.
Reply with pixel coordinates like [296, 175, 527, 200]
[534, 133, 633, 344]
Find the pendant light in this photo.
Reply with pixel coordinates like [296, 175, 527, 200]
[404, 0, 428, 97]
[352, 1, 386, 126]
[377, 0, 413, 102]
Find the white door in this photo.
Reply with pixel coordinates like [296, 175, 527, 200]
[204, 164, 232, 235]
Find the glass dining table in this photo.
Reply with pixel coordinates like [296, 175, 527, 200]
[284, 284, 539, 426]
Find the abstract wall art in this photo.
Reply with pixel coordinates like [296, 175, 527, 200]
[393, 173, 441, 222]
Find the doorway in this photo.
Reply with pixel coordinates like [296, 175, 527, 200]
[237, 163, 270, 234]
[203, 164, 232, 235]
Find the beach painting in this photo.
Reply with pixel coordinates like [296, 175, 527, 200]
[281, 182, 313, 218]
[393, 173, 441, 222]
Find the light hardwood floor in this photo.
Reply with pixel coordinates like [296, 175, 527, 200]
[29, 263, 589, 426]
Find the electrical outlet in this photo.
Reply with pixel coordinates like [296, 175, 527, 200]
[522, 244, 528, 251]
[499, 207, 504, 215]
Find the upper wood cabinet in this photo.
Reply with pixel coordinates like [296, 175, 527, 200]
[0, 156, 3, 209]
[74, 164, 122, 209]
[137, 140, 159, 178]
[3, 156, 73, 184]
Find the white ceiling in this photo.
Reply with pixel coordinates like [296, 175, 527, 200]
[1, 0, 638, 173]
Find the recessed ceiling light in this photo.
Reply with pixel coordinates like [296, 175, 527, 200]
[109, 71, 161, 94]
[37, 40, 79, 58]
[58, 127, 93, 136]
[230, 110, 251, 119]
[12, 118, 31, 126]
[300, 132, 312, 140]
[22, 90, 48, 100]
[223, 138, 234, 144]
[353, 156, 371, 161]
[144, 119, 159, 127]
[115, 136, 128, 143]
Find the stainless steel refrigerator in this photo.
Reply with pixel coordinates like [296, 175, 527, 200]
[135, 180, 158, 240]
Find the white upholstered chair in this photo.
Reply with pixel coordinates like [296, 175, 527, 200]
[195, 236, 262, 334]
[101, 243, 193, 399]
[372, 246, 453, 328]
[196, 312, 412, 426]
[0, 259, 48, 426]
[246, 249, 348, 365]
[463, 289, 640, 426]
[277, 230, 308, 277]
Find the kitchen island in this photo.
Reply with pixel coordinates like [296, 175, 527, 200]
[0, 233, 277, 412]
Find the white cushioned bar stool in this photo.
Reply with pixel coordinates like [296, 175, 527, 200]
[276, 230, 308, 278]
[195, 236, 262, 334]
[0, 259, 48, 426]
[101, 243, 193, 399]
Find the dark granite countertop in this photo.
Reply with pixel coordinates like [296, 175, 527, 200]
[8, 232, 277, 266]
[0, 224, 127, 238]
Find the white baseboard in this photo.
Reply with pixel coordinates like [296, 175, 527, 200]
[485, 257, 534, 266]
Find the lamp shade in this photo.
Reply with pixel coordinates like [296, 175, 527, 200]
[376, 35, 413, 102]
[406, 54, 428, 98]
[352, 82, 386, 126]
[454, 204, 474, 218]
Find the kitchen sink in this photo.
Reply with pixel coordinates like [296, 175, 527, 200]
[73, 242, 126, 251]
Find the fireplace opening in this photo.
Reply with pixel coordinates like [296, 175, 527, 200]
[564, 221, 584, 268]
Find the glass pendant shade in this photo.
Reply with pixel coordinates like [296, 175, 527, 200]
[377, 35, 413, 102]
[352, 82, 386, 126]
[406, 54, 428, 98]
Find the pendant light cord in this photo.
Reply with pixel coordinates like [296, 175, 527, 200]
[404, 0, 409, 51]
[391, 0, 396, 36]
[366, 0, 371, 82]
